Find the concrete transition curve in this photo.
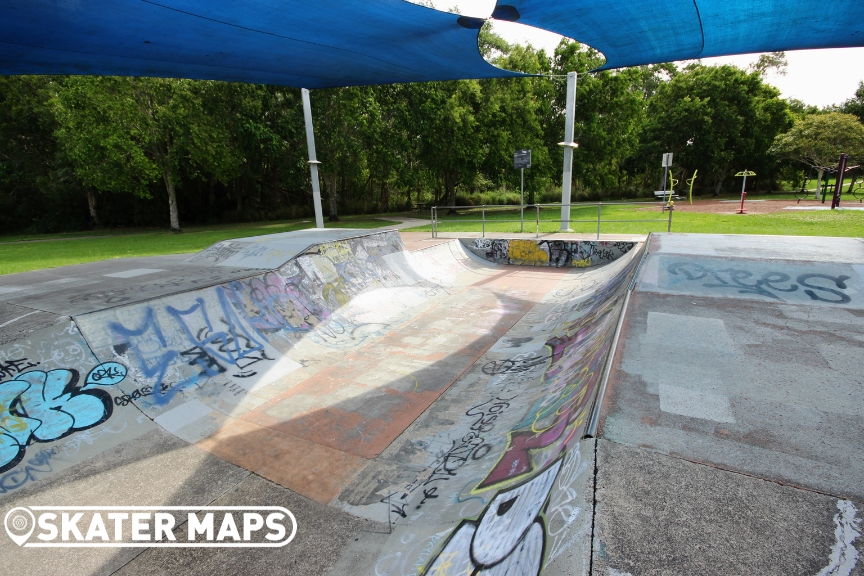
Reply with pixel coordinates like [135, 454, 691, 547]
[0, 228, 643, 575]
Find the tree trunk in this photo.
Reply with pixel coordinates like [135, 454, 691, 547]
[446, 173, 458, 215]
[86, 189, 100, 227]
[381, 180, 390, 212]
[208, 176, 216, 221]
[164, 171, 181, 232]
[325, 174, 340, 222]
[713, 167, 731, 198]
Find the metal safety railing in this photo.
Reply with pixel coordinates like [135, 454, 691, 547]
[430, 201, 673, 238]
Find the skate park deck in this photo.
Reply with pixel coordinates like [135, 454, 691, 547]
[1, 229, 862, 575]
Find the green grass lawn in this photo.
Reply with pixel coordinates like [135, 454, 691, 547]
[0, 217, 399, 276]
[407, 203, 864, 238]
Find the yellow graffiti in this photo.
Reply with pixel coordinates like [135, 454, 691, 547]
[1, 412, 28, 433]
[508, 240, 549, 266]
[530, 378, 589, 434]
[322, 278, 351, 307]
[320, 241, 353, 263]
[426, 551, 460, 576]
[394, 369, 420, 392]
[572, 258, 591, 267]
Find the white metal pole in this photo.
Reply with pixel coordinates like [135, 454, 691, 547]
[559, 72, 578, 231]
[520, 167, 525, 233]
[301, 88, 325, 229]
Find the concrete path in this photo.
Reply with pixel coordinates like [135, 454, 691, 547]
[595, 233, 864, 576]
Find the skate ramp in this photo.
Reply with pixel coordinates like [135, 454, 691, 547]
[327, 244, 644, 576]
[1, 229, 400, 492]
[0, 229, 644, 576]
[463, 237, 636, 267]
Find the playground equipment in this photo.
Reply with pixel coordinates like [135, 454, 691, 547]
[794, 167, 815, 203]
[848, 166, 864, 202]
[853, 180, 864, 203]
[686, 170, 698, 205]
[796, 163, 862, 204]
[734, 170, 756, 214]
[830, 157, 861, 209]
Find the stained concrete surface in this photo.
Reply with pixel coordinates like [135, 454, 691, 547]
[0, 254, 264, 316]
[592, 440, 862, 576]
[603, 233, 864, 502]
[0, 428, 250, 575]
[116, 474, 375, 576]
[649, 233, 864, 263]
[0, 302, 65, 345]
[594, 232, 864, 576]
[602, 292, 864, 501]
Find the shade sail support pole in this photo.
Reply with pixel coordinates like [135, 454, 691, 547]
[301, 88, 325, 229]
[559, 72, 578, 231]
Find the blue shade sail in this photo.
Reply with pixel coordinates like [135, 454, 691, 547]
[0, 0, 523, 87]
[505, 0, 864, 69]
[2, 0, 862, 86]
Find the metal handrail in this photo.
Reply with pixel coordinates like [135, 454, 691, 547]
[430, 201, 673, 239]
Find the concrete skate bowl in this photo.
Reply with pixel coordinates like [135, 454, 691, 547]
[0, 230, 644, 575]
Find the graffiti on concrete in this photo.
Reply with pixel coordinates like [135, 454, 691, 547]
[476, 291, 621, 491]
[424, 459, 562, 575]
[469, 239, 634, 268]
[668, 263, 853, 303]
[372, 251, 642, 576]
[0, 358, 41, 380]
[543, 445, 592, 569]
[817, 499, 861, 576]
[108, 287, 294, 405]
[224, 271, 329, 336]
[0, 362, 127, 472]
[102, 233, 424, 409]
[186, 241, 248, 265]
[0, 447, 54, 494]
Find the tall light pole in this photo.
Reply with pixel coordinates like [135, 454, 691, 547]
[559, 72, 578, 231]
[301, 88, 325, 229]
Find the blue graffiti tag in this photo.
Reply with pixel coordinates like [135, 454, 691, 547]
[166, 290, 271, 379]
[0, 362, 126, 473]
[109, 288, 274, 406]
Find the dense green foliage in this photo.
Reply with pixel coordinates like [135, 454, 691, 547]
[1, 31, 860, 235]
[772, 112, 864, 168]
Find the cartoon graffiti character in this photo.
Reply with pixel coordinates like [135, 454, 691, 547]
[0, 363, 127, 473]
[423, 460, 561, 576]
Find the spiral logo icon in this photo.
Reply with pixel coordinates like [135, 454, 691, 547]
[4, 507, 35, 546]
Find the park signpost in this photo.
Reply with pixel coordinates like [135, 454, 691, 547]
[660, 152, 673, 202]
[514, 149, 531, 232]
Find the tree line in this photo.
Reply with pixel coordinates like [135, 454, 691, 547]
[1, 28, 863, 234]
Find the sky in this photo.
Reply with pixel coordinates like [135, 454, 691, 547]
[424, 0, 864, 108]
